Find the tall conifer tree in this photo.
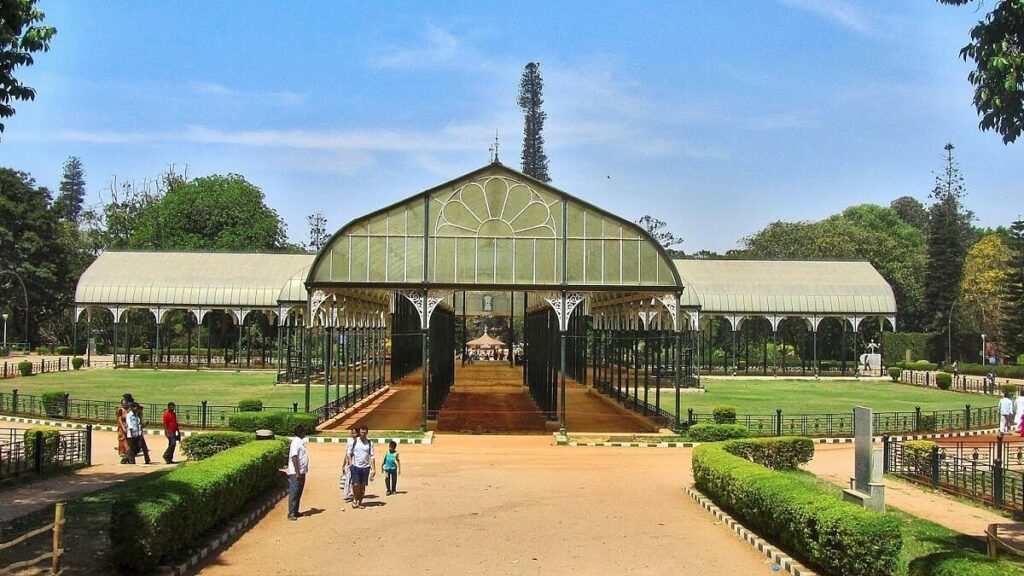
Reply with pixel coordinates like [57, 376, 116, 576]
[1002, 220, 1024, 357]
[923, 143, 970, 356]
[55, 156, 86, 224]
[517, 62, 550, 182]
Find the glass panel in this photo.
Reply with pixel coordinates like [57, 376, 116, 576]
[367, 237, 387, 281]
[535, 238, 557, 284]
[456, 237, 475, 283]
[640, 242, 659, 284]
[621, 239, 639, 284]
[566, 239, 584, 283]
[585, 238, 603, 284]
[350, 236, 368, 282]
[433, 237, 456, 283]
[386, 236, 405, 282]
[495, 238, 514, 284]
[602, 239, 621, 284]
[407, 237, 424, 282]
[478, 237, 495, 283]
[515, 238, 534, 283]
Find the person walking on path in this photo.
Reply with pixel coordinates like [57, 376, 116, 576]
[133, 403, 153, 464]
[162, 402, 180, 464]
[116, 394, 133, 458]
[382, 440, 400, 495]
[287, 425, 309, 521]
[341, 427, 357, 502]
[999, 389, 1014, 433]
[123, 402, 142, 464]
[348, 425, 375, 509]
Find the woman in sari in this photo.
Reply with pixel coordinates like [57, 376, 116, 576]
[116, 394, 133, 462]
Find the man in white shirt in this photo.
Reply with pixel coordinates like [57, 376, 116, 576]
[348, 425, 375, 509]
[124, 403, 142, 464]
[999, 390, 1014, 434]
[287, 425, 309, 521]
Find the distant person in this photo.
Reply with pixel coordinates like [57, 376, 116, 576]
[287, 425, 309, 521]
[382, 440, 401, 495]
[122, 402, 142, 464]
[348, 425, 375, 509]
[340, 427, 358, 502]
[999, 390, 1014, 434]
[133, 403, 153, 464]
[162, 402, 179, 464]
[116, 394, 133, 459]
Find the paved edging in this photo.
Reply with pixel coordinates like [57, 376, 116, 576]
[686, 486, 817, 576]
[307, 432, 432, 445]
[554, 427, 1000, 448]
[157, 486, 287, 576]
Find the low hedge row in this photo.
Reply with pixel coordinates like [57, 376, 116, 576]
[180, 431, 256, 460]
[897, 360, 939, 371]
[722, 437, 814, 470]
[954, 363, 1024, 379]
[692, 440, 902, 576]
[110, 439, 288, 572]
[237, 398, 264, 412]
[687, 423, 749, 442]
[22, 427, 61, 463]
[711, 405, 736, 424]
[227, 411, 317, 436]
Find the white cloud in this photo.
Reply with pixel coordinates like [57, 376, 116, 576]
[189, 81, 306, 107]
[777, 0, 876, 34]
[372, 26, 467, 68]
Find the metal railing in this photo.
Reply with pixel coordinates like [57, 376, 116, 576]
[310, 376, 387, 424]
[0, 392, 297, 429]
[1, 358, 77, 379]
[0, 427, 91, 480]
[593, 378, 680, 431]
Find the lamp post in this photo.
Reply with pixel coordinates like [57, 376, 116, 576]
[0, 270, 29, 348]
[947, 295, 960, 367]
[981, 333, 987, 365]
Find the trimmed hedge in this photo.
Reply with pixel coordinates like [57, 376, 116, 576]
[22, 427, 61, 463]
[228, 411, 317, 436]
[935, 372, 952, 390]
[881, 332, 930, 364]
[956, 363, 1024, 379]
[723, 437, 814, 470]
[180, 431, 256, 460]
[71, 357, 85, 370]
[237, 398, 264, 412]
[17, 360, 32, 376]
[110, 439, 288, 572]
[693, 441, 902, 576]
[888, 367, 901, 382]
[40, 391, 66, 417]
[898, 360, 939, 371]
[688, 423, 749, 442]
[56, 345, 72, 355]
[712, 405, 737, 424]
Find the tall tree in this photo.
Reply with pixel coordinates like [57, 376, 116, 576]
[1002, 220, 1024, 357]
[890, 196, 930, 231]
[306, 212, 328, 253]
[959, 234, 1011, 337]
[939, 0, 1023, 144]
[922, 143, 971, 349]
[53, 155, 86, 224]
[517, 62, 550, 182]
[0, 0, 56, 135]
[637, 215, 684, 257]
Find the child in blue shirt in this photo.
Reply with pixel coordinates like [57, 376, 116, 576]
[382, 440, 401, 495]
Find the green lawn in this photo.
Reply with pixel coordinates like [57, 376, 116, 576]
[637, 378, 997, 415]
[0, 369, 332, 408]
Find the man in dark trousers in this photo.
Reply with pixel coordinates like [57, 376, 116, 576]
[162, 402, 180, 464]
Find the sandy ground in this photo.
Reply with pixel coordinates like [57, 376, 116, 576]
[0, 423, 174, 524]
[199, 436, 776, 576]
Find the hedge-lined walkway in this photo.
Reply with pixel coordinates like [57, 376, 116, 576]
[199, 436, 773, 575]
[0, 422, 173, 524]
[807, 443, 1011, 538]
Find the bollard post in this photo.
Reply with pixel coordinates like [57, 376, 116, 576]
[63, 392, 70, 419]
[201, 400, 208, 429]
[882, 436, 890, 474]
[930, 444, 940, 488]
[292, 402, 298, 413]
[915, 406, 922, 432]
[687, 408, 694, 425]
[12, 388, 18, 414]
[775, 408, 783, 436]
[85, 424, 93, 465]
[966, 404, 972, 430]
[52, 502, 65, 574]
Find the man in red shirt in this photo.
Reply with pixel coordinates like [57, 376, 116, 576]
[162, 402, 180, 464]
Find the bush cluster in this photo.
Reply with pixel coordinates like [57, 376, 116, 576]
[712, 405, 737, 424]
[228, 411, 317, 436]
[954, 363, 1024, 379]
[22, 427, 61, 464]
[35, 346, 50, 355]
[903, 440, 935, 477]
[55, 346, 72, 355]
[71, 357, 85, 370]
[692, 441, 902, 576]
[888, 367, 902, 382]
[722, 437, 814, 470]
[897, 360, 939, 372]
[237, 398, 264, 412]
[180, 431, 256, 460]
[110, 439, 288, 572]
[1002, 384, 1019, 397]
[17, 360, 32, 376]
[688, 423, 749, 442]
[935, 372, 952, 391]
[40, 391, 67, 417]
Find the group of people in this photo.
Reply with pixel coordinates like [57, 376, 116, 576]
[286, 424, 401, 521]
[115, 394, 180, 465]
[996, 388, 1024, 435]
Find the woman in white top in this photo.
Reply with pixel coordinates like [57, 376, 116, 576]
[348, 425, 375, 509]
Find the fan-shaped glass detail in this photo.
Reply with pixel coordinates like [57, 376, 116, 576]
[435, 177, 557, 238]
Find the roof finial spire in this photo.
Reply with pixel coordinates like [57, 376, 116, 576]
[489, 129, 500, 164]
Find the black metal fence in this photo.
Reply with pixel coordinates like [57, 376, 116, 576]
[594, 378, 678, 430]
[0, 392, 296, 429]
[0, 427, 92, 480]
[900, 370, 1021, 396]
[310, 376, 387, 424]
[681, 404, 1000, 438]
[885, 435, 1024, 513]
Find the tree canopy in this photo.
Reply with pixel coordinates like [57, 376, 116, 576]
[637, 214, 684, 257]
[518, 62, 550, 182]
[922, 144, 971, 341]
[959, 233, 1011, 336]
[1002, 220, 1024, 356]
[53, 155, 85, 224]
[0, 0, 56, 135]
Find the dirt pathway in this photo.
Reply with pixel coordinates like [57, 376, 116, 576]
[807, 443, 1008, 537]
[199, 436, 775, 576]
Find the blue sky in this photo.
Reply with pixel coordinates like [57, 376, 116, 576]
[3, 1, 1021, 252]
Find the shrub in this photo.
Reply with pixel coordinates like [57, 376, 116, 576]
[71, 357, 85, 370]
[935, 372, 952, 390]
[918, 414, 937, 432]
[228, 411, 317, 436]
[955, 363, 1024, 379]
[904, 440, 935, 477]
[1001, 384, 1018, 397]
[888, 367, 902, 381]
[0, 346, 7, 357]
[692, 442, 902, 576]
[22, 427, 61, 464]
[688, 423, 749, 442]
[56, 346, 72, 355]
[237, 398, 264, 412]
[35, 346, 50, 355]
[180, 431, 256, 460]
[912, 360, 938, 371]
[138, 351, 151, 363]
[110, 439, 288, 572]
[723, 437, 814, 470]
[712, 405, 737, 424]
[17, 360, 32, 376]
[40, 391, 67, 417]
